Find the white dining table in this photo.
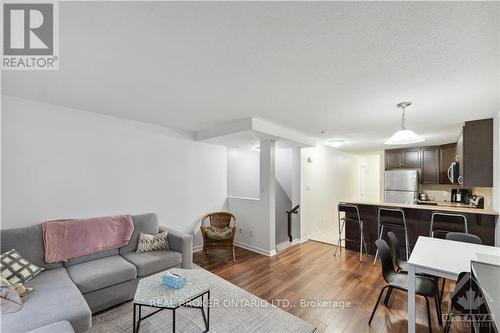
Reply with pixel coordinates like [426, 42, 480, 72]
[407, 236, 500, 333]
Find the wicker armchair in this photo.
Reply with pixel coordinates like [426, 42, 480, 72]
[200, 212, 237, 263]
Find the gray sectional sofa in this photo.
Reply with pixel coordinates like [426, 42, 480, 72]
[0, 213, 193, 332]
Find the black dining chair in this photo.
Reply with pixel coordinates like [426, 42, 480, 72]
[386, 232, 443, 306]
[387, 231, 409, 273]
[438, 232, 483, 300]
[369, 239, 442, 332]
[445, 232, 482, 245]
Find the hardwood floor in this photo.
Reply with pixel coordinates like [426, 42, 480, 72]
[194, 240, 464, 333]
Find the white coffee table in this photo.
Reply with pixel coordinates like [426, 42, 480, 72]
[133, 268, 210, 333]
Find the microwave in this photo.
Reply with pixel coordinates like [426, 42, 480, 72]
[447, 162, 460, 184]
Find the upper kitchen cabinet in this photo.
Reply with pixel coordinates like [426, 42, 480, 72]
[385, 149, 402, 169]
[402, 148, 421, 168]
[461, 119, 493, 187]
[384, 118, 493, 186]
[385, 148, 421, 169]
[421, 146, 440, 184]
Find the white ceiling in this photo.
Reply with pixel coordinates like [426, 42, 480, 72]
[2, 1, 499, 152]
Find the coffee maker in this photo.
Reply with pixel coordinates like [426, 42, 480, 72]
[451, 188, 470, 204]
[470, 195, 485, 209]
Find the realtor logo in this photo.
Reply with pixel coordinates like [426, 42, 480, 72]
[1, 1, 59, 70]
[445, 272, 494, 328]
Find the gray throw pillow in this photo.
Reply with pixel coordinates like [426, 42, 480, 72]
[136, 232, 169, 253]
[1, 249, 44, 285]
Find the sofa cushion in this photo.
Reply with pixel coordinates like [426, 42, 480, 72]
[26, 321, 75, 333]
[119, 213, 159, 254]
[121, 250, 182, 277]
[0, 224, 63, 270]
[0, 268, 91, 333]
[63, 248, 119, 267]
[66, 255, 137, 294]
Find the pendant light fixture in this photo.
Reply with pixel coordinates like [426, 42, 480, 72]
[384, 102, 425, 145]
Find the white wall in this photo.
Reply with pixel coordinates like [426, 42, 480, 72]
[275, 148, 292, 199]
[300, 145, 362, 238]
[275, 147, 293, 245]
[1, 96, 227, 249]
[227, 147, 259, 199]
[227, 140, 276, 255]
[291, 148, 301, 240]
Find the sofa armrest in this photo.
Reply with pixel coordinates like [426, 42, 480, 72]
[160, 226, 193, 269]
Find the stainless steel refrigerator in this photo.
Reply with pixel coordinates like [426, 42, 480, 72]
[384, 169, 419, 204]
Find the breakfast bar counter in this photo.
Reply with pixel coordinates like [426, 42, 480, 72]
[341, 201, 498, 254]
[344, 200, 498, 216]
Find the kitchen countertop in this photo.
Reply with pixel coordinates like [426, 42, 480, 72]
[340, 200, 499, 216]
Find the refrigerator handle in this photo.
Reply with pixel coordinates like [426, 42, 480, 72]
[447, 164, 453, 183]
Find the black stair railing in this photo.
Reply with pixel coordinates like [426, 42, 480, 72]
[286, 205, 300, 242]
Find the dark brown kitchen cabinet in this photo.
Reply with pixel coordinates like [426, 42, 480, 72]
[385, 148, 421, 169]
[421, 147, 440, 184]
[384, 119, 493, 186]
[385, 149, 402, 169]
[402, 149, 421, 168]
[439, 143, 457, 184]
[462, 119, 493, 187]
[456, 131, 464, 184]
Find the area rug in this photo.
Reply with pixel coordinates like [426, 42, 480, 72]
[85, 266, 315, 333]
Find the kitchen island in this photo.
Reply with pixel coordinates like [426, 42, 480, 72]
[341, 201, 498, 254]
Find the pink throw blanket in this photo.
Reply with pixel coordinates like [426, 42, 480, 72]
[43, 215, 134, 263]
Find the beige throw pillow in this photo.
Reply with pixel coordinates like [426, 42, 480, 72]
[0, 276, 23, 313]
[14, 283, 33, 297]
[205, 226, 233, 240]
[136, 232, 170, 253]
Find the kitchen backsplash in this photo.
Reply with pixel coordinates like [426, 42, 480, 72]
[420, 184, 493, 208]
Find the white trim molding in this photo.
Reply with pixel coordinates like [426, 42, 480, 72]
[193, 242, 277, 257]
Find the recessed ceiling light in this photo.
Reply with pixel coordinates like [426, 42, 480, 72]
[328, 139, 345, 148]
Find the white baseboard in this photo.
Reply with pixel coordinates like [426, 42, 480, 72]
[192, 242, 275, 257]
[299, 227, 333, 243]
[234, 241, 276, 257]
[275, 241, 291, 251]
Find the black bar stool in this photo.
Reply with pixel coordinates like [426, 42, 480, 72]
[373, 207, 409, 265]
[333, 203, 368, 262]
[429, 211, 468, 238]
[429, 212, 468, 300]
